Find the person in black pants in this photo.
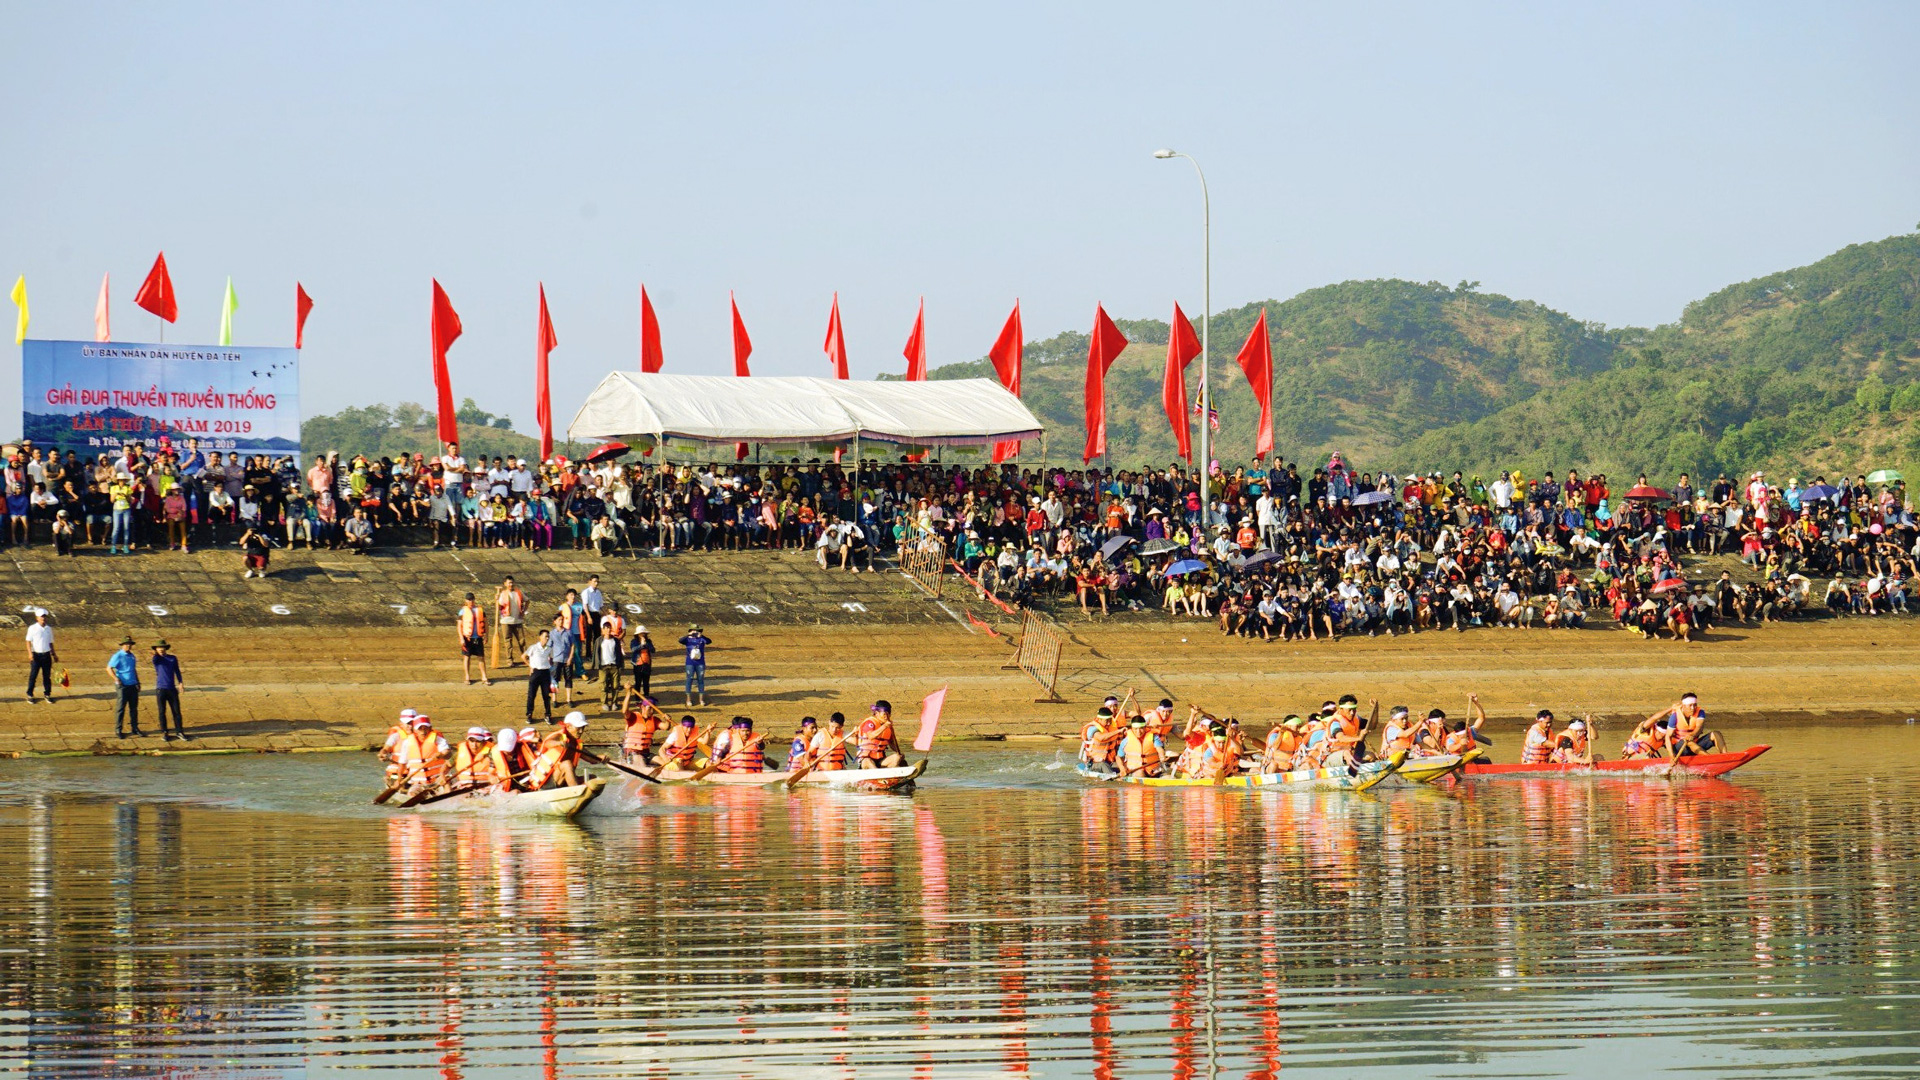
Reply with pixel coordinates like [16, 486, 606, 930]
[151, 639, 187, 740]
[106, 636, 143, 738]
[629, 626, 654, 700]
[523, 628, 554, 722]
[25, 609, 56, 702]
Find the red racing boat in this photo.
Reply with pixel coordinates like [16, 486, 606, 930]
[1462, 744, 1769, 779]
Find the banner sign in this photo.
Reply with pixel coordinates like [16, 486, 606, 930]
[23, 339, 300, 460]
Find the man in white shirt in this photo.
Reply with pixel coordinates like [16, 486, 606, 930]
[24, 609, 56, 702]
[522, 629, 554, 722]
[508, 458, 534, 496]
[441, 442, 469, 536]
[1490, 472, 1514, 510]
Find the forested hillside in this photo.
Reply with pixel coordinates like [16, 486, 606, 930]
[919, 230, 1920, 481]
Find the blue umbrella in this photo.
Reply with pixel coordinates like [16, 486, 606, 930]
[1099, 535, 1135, 562]
[1801, 484, 1841, 501]
[1353, 489, 1393, 506]
[1166, 559, 1208, 577]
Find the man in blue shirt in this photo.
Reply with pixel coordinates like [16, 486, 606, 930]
[151, 639, 187, 741]
[106, 636, 143, 738]
[546, 613, 577, 709]
[679, 624, 711, 707]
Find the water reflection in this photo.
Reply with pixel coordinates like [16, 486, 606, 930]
[0, 740, 1918, 1077]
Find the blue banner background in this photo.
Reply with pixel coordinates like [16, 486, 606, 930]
[23, 339, 300, 461]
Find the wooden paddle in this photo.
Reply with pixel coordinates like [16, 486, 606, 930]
[374, 763, 425, 803]
[408, 782, 485, 807]
[581, 748, 661, 784]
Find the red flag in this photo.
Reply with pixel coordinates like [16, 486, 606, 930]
[134, 252, 177, 323]
[730, 292, 752, 377]
[1234, 308, 1274, 460]
[1082, 304, 1129, 463]
[913, 685, 947, 753]
[294, 283, 313, 349]
[1164, 303, 1200, 460]
[639, 284, 662, 372]
[902, 298, 927, 381]
[988, 301, 1023, 463]
[430, 280, 463, 447]
[94, 274, 111, 343]
[535, 284, 558, 462]
[824, 293, 850, 379]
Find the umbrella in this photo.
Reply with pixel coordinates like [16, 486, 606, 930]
[1624, 485, 1671, 501]
[1141, 538, 1181, 556]
[584, 441, 632, 464]
[1868, 469, 1903, 484]
[1166, 559, 1208, 577]
[1243, 550, 1285, 570]
[1353, 489, 1393, 506]
[1800, 484, 1841, 501]
[1099, 535, 1135, 562]
[1650, 577, 1688, 595]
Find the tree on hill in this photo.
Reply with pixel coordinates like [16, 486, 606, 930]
[302, 398, 543, 461]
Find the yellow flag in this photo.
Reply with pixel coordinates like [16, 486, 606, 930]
[9, 276, 25, 346]
[218, 277, 238, 346]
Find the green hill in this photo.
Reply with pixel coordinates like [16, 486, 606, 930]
[917, 230, 1920, 482]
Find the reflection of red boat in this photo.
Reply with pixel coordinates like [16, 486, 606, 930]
[1462, 745, 1769, 779]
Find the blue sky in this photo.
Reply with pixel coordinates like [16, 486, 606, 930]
[3, 2, 1917, 433]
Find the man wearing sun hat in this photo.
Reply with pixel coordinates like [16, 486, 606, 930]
[106, 635, 143, 738]
[151, 639, 187, 741]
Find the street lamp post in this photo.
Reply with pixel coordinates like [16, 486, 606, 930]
[1153, 148, 1210, 505]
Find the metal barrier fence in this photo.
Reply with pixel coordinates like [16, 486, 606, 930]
[901, 529, 947, 599]
[1015, 608, 1067, 702]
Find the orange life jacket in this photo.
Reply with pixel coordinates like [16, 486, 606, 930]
[458, 605, 487, 639]
[859, 718, 895, 761]
[453, 740, 507, 786]
[380, 723, 410, 761]
[1122, 731, 1161, 772]
[395, 732, 449, 785]
[527, 730, 576, 788]
[661, 728, 699, 767]
[812, 729, 848, 770]
[1521, 723, 1554, 764]
[1444, 728, 1475, 755]
[623, 712, 657, 753]
[716, 732, 763, 773]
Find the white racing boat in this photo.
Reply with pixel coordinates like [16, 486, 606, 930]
[413, 776, 609, 818]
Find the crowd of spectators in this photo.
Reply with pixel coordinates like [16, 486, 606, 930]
[7, 436, 1915, 636]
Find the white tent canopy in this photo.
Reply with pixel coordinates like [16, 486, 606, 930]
[567, 372, 1043, 447]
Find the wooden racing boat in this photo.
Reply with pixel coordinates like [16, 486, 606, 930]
[1077, 750, 1473, 790]
[414, 776, 608, 818]
[1462, 744, 1769, 779]
[652, 759, 927, 792]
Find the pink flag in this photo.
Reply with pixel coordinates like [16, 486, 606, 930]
[94, 274, 110, 342]
[913, 686, 947, 752]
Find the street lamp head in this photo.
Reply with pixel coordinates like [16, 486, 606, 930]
[1152, 148, 1177, 159]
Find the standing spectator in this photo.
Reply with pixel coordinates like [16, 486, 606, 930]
[630, 625, 654, 700]
[547, 612, 577, 706]
[24, 608, 55, 703]
[107, 636, 143, 738]
[151, 639, 187, 740]
[441, 442, 468, 546]
[581, 575, 606, 665]
[598, 604, 627, 710]
[495, 576, 528, 664]
[457, 592, 492, 686]
[522, 627, 554, 722]
[679, 623, 711, 707]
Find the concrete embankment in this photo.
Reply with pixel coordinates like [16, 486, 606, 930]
[0, 544, 1915, 758]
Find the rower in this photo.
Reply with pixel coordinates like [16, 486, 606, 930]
[513, 725, 541, 778]
[1223, 717, 1247, 770]
[392, 715, 450, 795]
[1658, 692, 1715, 754]
[1197, 722, 1237, 779]
[1327, 695, 1368, 761]
[1550, 718, 1592, 764]
[1416, 709, 1449, 756]
[1380, 706, 1416, 756]
[658, 715, 703, 771]
[1147, 698, 1176, 739]
[1261, 715, 1307, 773]
[711, 717, 766, 773]
[379, 708, 420, 785]
[1458, 693, 1490, 751]
[621, 690, 665, 766]
[528, 712, 587, 789]
[496, 728, 522, 788]
[858, 700, 906, 770]
[1119, 714, 1164, 777]
[1522, 710, 1555, 765]
[808, 712, 851, 772]
[1080, 706, 1126, 776]
[452, 727, 510, 792]
[787, 717, 818, 770]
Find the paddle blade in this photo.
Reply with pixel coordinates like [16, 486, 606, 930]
[914, 686, 947, 753]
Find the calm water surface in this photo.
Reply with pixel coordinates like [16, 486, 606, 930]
[3, 725, 1919, 1078]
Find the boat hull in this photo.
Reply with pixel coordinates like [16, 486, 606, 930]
[653, 760, 927, 791]
[1461, 744, 1769, 779]
[1079, 754, 1412, 792]
[416, 776, 608, 818]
